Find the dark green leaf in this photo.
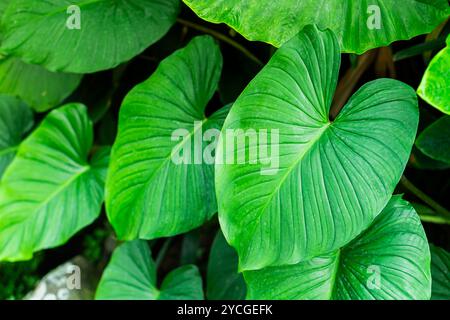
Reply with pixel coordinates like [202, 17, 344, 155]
[207, 231, 246, 300]
[430, 244, 450, 300]
[95, 240, 203, 300]
[416, 116, 450, 164]
[0, 94, 33, 179]
[0, 57, 82, 112]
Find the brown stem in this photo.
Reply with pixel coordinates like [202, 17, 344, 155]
[330, 49, 378, 120]
[176, 18, 264, 66]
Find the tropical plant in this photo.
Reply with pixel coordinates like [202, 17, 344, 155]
[0, 0, 449, 301]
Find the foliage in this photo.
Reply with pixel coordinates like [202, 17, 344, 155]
[0, 1, 449, 301]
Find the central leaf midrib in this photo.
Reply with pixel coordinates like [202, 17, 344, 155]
[242, 121, 331, 266]
[133, 116, 209, 235]
[3, 164, 91, 232]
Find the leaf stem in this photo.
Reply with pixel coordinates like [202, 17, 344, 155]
[400, 175, 450, 219]
[155, 238, 173, 268]
[330, 49, 377, 120]
[176, 18, 264, 66]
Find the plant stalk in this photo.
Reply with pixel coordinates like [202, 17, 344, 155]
[176, 18, 264, 66]
[400, 175, 450, 220]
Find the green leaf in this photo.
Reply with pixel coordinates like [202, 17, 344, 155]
[106, 36, 227, 240]
[430, 244, 450, 300]
[244, 196, 431, 300]
[1, 0, 180, 73]
[0, 57, 82, 112]
[207, 231, 246, 300]
[0, 103, 109, 262]
[0, 0, 81, 112]
[183, 0, 450, 54]
[416, 116, 450, 164]
[95, 240, 203, 300]
[409, 146, 450, 170]
[216, 25, 419, 271]
[0, 94, 33, 179]
[418, 36, 450, 114]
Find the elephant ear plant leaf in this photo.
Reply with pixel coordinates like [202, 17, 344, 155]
[96, 240, 204, 300]
[416, 116, 450, 164]
[106, 36, 228, 240]
[0, 0, 180, 73]
[0, 103, 110, 261]
[430, 244, 450, 300]
[244, 196, 432, 300]
[183, 0, 450, 54]
[216, 25, 419, 271]
[0, 94, 33, 178]
[418, 35, 450, 114]
[207, 231, 247, 300]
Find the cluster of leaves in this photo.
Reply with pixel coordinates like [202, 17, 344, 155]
[0, 0, 449, 300]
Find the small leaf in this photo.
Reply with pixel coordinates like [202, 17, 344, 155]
[207, 231, 246, 300]
[418, 35, 450, 114]
[0, 94, 33, 178]
[95, 240, 203, 300]
[430, 244, 450, 300]
[183, 0, 450, 54]
[216, 25, 419, 270]
[0, 103, 109, 261]
[1, 0, 180, 73]
[416, 116, 450, 164]
[244, 196, 431, 300]
[0, 57, 82, 112]
[106, 36, 227, 240]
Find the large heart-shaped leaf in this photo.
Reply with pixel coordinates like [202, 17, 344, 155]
[216, 25, 419, 271]
[183, 0, 449, 54]
[0, 103, 109, 261]
[244, 196, 431, 300]
[418, 36, 450, 114]
[0, 94, 33, 178]
[95, 240, 204, 300]
[1, 0, 180, 73]
[207, 231, 246, 300]
[430, 244, 450, 300]
[416, 116, 450, 164]
[0, 57, 82, 112]
[106, 36, 227, 240]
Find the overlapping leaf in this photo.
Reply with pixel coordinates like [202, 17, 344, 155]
[207, 231, 246, 300]
[216, 25, 419, 271]
[245, 197, 431, 300]
[184, 0, 449, 54]
[0, 57, 82, 112]
[0, 1, 82, 112]
[0, 103, 109, 261]
[430, 244, 450, 300]
[106, 36, 227, 240]
[96, 240, 203, 300]
[0, 94, 33, 178]
[1, 0, 180, 73]
[416, 116, 450, 164]
[418, 35, 450, 114]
